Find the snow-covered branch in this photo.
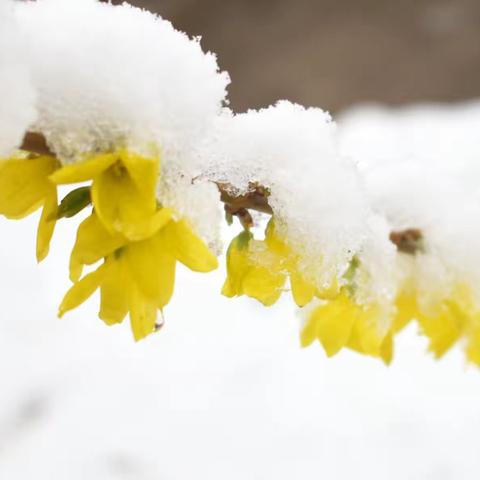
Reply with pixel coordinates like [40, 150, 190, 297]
[1, 0, 479, 365]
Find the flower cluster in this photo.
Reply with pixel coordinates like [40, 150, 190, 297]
[0, 0, 479, 365]
[222, 220, 393, 363]
[0, 149, 218, 340]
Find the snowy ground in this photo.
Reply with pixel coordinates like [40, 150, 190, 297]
[1, 104, 480, 479]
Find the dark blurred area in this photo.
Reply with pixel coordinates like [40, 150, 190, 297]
[112, 0, 480, 113]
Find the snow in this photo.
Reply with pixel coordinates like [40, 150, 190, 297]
[14, 0, 229, 163]
[0, 0, 36, 156]
[12, 0, 229, 248]
[2, 99, 480, 479]
[339, 101, 480, 315]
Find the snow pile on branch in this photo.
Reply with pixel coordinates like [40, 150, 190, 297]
[12, 0, 229, 247]
[339, 103, 480, 356]
[0, 0, 36, 157]
[201, 101, 396, 304]
[14, 0, 229, 164]
[339, 103, 480, 299]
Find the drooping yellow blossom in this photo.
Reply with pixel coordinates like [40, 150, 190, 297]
[300, 292, 392, 364]
[302, 279, 480, 365]
[59, 211, 218, 341]
[222, 230, 287, 306]
[225, 220, 392, 363]
[222, 220, 332, 307]
[50, 149, 164, 241]
[0, 155, 58, 261]
[392, 283, 480, 364]
[264, 221, 321, 306]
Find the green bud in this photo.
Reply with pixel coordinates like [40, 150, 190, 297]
[343, 255, 360, 296]
[56, 186, 91, 219]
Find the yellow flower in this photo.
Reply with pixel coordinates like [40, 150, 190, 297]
[382, 282, 480, 364]
[50, 149, 163, 241]
[264, 221, 320, 306]
[0, 155, 58, 261]
[222, 230, 287, 306]
[59, 211, 218, 340]
[222, 220, 326, 307]
[300, 292, 392, 364]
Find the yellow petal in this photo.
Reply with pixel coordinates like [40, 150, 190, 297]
[99, 256, 129, 325]
[290, 271, 316, 307]
[69, 258, 83, 285]
[243, 239, 286, 305]
[58, 263, 107, 317]
[417, 301, 465, 358]
[50, 153, 116, 184]
[0, 156, 57, 218]
[70, 213, 126, 282]
[242, 263, 286, 306]
[151, 230, 177, 308]
[222, 233, 285, 306]
[155, 254, 176, 309]
[465, 321, 480, 366]
[91, 158, 159, 240]
[393, 291, 418, 332]
[302, 294, 356, 356]
[222, 232, 252, 298]
[36, 185, 58, 262]
[380, 331, 394, 365]
[347, 305, 387, 357]
[124, 232, 176, 309]
[93, 206, 172, 242]
[128, 284, 158, 341]
[265, 220, 315, 306]
[316, 278, 341, 301]
[264, 220, 290, 257]
[121, 149, 159, 197]
[140, 207, 173, 238]
[165, 219, 218, 272]
[300, 316, 317, 347]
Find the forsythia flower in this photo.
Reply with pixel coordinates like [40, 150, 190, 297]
[222, 229, 286, 306]
[222, 220, 332, 307]
[59, 211, 218, 340]
[0, 154, 58, 261]
[301, 281, 480, 365]
[50, 149, 164, 241]
[41, 147, 219, 340]
[393, 284, 480, 365]
[300, 292, 393, 364]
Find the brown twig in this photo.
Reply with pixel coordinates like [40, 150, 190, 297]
[217, 182, 272, 215]
[390, 228, 424, 255]
[21, 132, 51, 157]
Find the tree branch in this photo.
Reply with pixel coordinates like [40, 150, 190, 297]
[389, 229, 424, 255]
[21, 132, 52, 157]
[19, 132, 423, 254]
